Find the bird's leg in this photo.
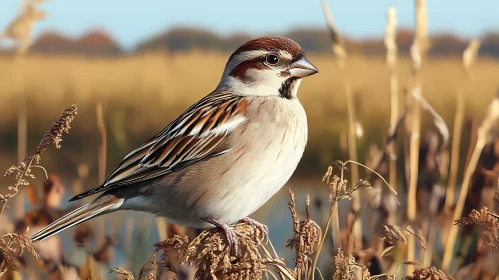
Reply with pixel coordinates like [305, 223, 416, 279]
[240, 217, 269, 239]
[203, 218, 239, 255]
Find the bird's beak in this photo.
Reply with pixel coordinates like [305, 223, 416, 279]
[288, 56, 319, 78]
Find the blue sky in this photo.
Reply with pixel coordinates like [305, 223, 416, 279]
[1, 0, 498, 50]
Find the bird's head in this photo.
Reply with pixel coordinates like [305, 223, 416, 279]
[217, 36, 318, 99]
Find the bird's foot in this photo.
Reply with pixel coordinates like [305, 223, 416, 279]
[240, 217, 269, 241]
[203, 218, 240, 256]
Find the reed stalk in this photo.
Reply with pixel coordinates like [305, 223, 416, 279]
[344, 83, 361, 254]
[321, 1, 348, 250]
[16, 88, 27, 219]
[444, 40, 480, 210]
[406, 0, 429, 274]
[95, 102, 108, 278]
[321, 1, 362, 255]
[385, 6, 399, 225]
[442, 94, 499, 271]
[10, 1, 47, 220]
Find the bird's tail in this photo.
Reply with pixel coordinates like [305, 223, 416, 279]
[31, 195, 124, 242]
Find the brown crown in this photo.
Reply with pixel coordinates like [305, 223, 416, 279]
[228, 36, 304, 61]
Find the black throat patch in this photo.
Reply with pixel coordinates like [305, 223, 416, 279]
[279, 77, 299, 100]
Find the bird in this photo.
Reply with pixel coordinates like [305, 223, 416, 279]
[31, 36, 318, 254]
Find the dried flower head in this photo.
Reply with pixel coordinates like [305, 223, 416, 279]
[320, 1, 347, 67]
[36, 104, 78, 154]
[153, 223, 268, 280]
[333, 248, 369, 280]
[455, 207, 499, 252]
[0, 233, 40, 277]
[286, 189, 320, 278]
[405, 225, 427, 250]
[110, 268, 134, 280]
[1, 105, 77, 214]
[380, 225, 427, 250]
[381, 225, 407, 246]
[0, 105, 77, 276]
[403, 267, 454, 280]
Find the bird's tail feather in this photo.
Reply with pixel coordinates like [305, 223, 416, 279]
[30, 195, 124, 242]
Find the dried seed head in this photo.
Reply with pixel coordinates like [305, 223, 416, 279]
[287, 219, 320, 255]
[403, 267, 454, 280]
[0, 233, 40, 276]
[405, 225, 427, 250]
[455, 207, 499, 252]
[154, 223, 267, 280]
[463, 39, 480, 72]
[384, 6, 397, 67]
[333, 249, 356, 280]
[36, 104, 78, 154]
[381, 225, 407, 245]
[333, 248, 370, 280]
[1, 105, 78, 215]
[109, 268, 134, 280]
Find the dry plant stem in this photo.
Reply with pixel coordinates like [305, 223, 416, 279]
[156, 218, 168, 241]
[310, 203, 334, 279]
[445, 39, 480, 210]
[0, 104, 77, 215]
[96, 103, 107, 247]
[322, 0, 362, 255]
[345, 83, 362, 255]
[423, 222, 437, 267]
[97, 102, 107, 190]
[311, 162, 388, 280]
[0, 104, 76, 275]
[386, 6, 399, 199]
[407, 90, 421, 273]
[442, 96, 499, 271]
[406, 0, 429, 274]
[321, 0, 348, 252]
[444, 90, 465, 210]
[16, 91, 27, 218]
[310, 166, 345, 280]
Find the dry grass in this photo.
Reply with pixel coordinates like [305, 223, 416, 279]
[2, 52, 494, 278]
[108, 162, 399, 280]
[403, 267, 454, 280]
[0, 231, 40, 277]
[442, 93, 499, 270]
[455, 207, 499, 253]
[0, 104, 77, 214]
[0, 54, 498, 165]
[0, 104, 77, 276]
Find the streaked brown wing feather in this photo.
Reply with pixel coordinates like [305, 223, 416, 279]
[69, 91, 247, 201]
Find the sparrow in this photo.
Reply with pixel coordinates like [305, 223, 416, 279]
[31, 36, 318, 254]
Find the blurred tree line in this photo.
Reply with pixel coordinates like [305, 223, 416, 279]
[2, 26, 499, 57]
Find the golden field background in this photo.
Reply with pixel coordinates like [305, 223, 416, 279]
[1, 48, 499, 279]
[0, 52, 498, 186]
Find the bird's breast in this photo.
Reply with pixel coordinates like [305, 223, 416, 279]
[161, 97, 308, 227]
[205, 97, 308, 222]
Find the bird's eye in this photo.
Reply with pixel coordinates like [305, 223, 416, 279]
[265, 54, 279, 65]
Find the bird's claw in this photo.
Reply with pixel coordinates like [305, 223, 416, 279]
[204, 218, 240, 256]
[240, 217, 269, 241]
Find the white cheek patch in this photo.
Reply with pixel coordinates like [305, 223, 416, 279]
[221, 68, 285, 97]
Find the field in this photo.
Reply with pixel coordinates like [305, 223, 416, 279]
[0, 52, 498, 183]
[0, 51, 498, 279]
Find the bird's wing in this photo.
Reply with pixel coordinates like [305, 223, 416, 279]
[69, 91, 248, 201]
